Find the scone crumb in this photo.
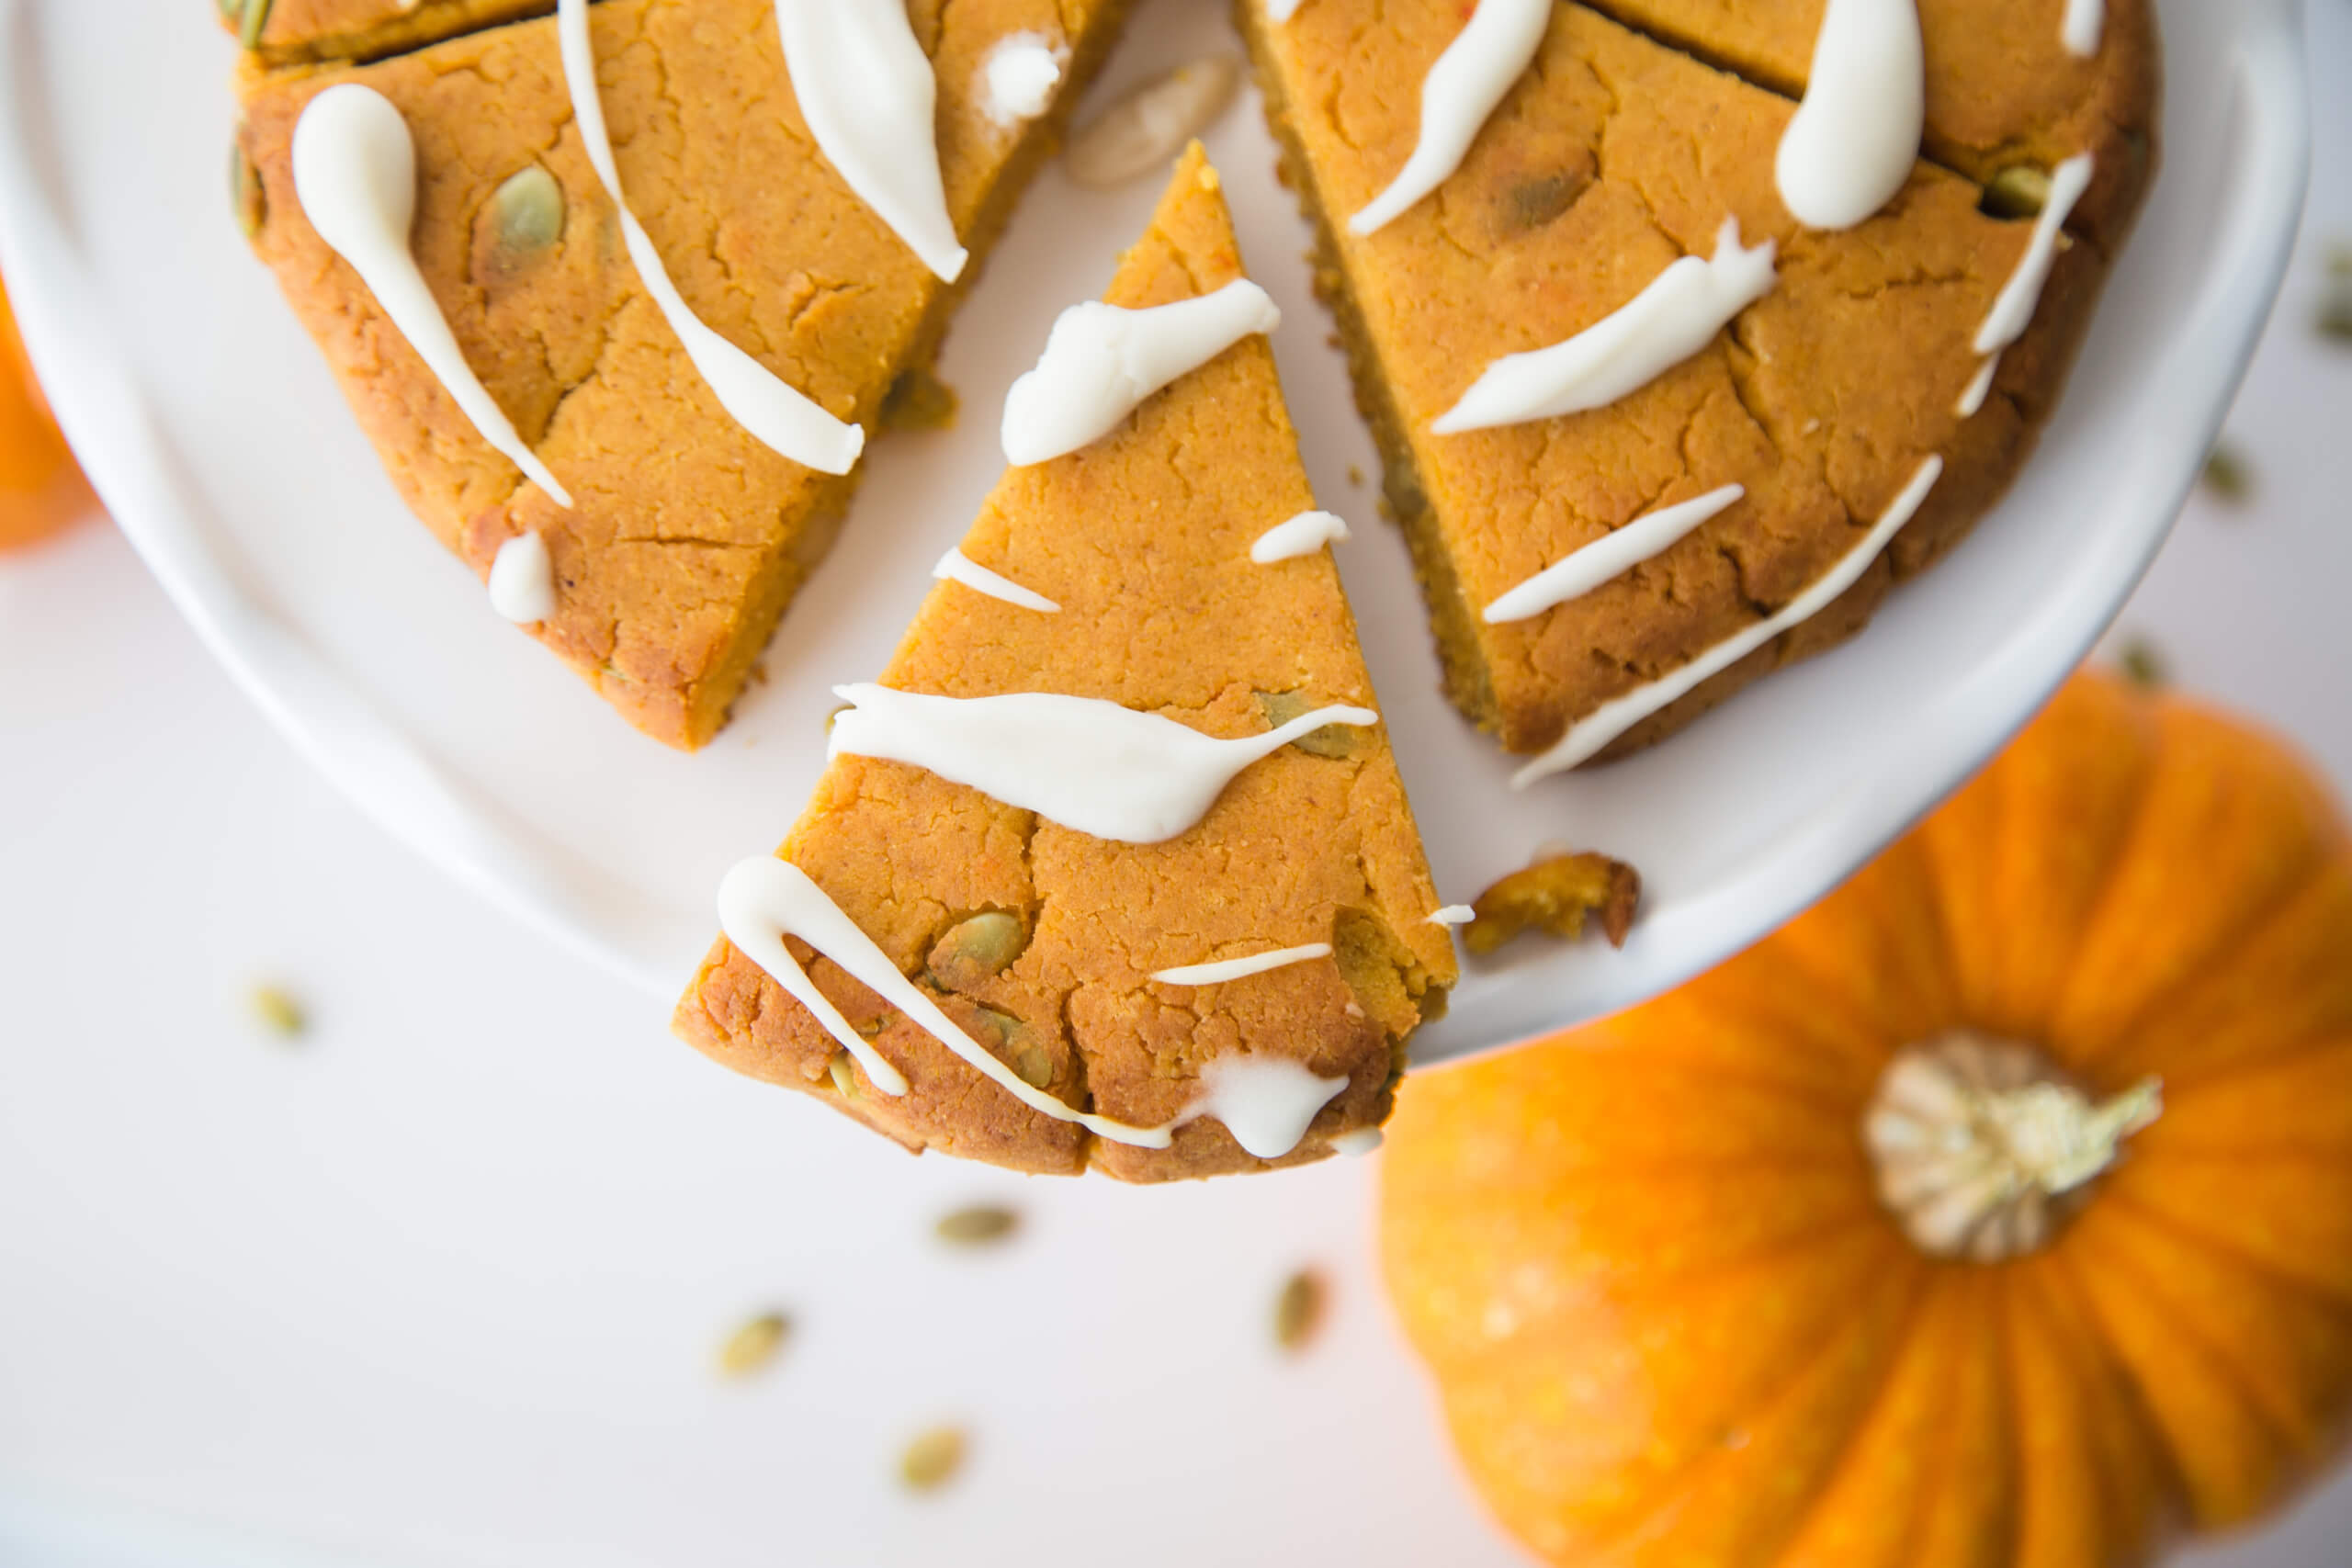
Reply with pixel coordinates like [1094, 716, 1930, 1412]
[1466, 852, 1643, 955]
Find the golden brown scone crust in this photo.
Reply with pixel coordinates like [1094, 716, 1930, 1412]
[1238, 0, 2133, 761]
[676, 149, 1459, 1183]
[1577, 0, 2160, 252]
[235, 0, 1126, 749]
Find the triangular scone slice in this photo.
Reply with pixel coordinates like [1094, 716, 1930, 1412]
[1239, 1, 2120, 771]
[235, 0, 1127, 748]
[676, 147, 1459, 1182]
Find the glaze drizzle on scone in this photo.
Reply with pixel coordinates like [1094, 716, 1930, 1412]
[557, 0, 865, 476]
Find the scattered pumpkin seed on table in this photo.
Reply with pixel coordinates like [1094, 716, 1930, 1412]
[935, 1204, 1021, 1247]
[716, 1312, 791, 1379]
[1064, 56, 1242, 189]
[248, 983, 306, 1040]
[2117, 634, 2169, 690]
[2320, 243, 2352, 344]
[1273, 1269, 1328, 1352]
[2200, 441, 2253, 503]
[899, 1426, 968, 1493]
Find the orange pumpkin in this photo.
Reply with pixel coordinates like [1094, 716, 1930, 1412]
[0, 271, 93, 552]
[1383, 671, 2352, 1568]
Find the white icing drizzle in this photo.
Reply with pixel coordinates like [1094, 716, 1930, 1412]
[1348, 0, 1553, 237]
[1774, 0, 1924, 231]
[1957, 353, 2001, 418]
[1974, 153, 2094, 355]
[1514, 456, 1945, 787]
[1330, 1127, 1385, 1156]
[488, 531, 556, 623]
[1152, 942, 1334, 986]
[290, 86, 572, 509]
[1426, 906, 1476, 927]
[2064, 0, 2104, 56]
[1001, 282, 1283, 466]
[556, 0, 865, 477]
[1265, 0, 1306, 22]
[1250, 510, 1351, 563]
[933, 547, 1061, 613]
[982, 33, 1067, 129]
[829, 683, 1378, 843]
[717, 857, 1176, 1146]
[1434, 219, 1778, 434]
[1181, 1055, 1349, 1159]
[773, 0, 969, 282]
[1484, 484, 1745, 625]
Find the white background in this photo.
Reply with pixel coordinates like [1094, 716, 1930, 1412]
[1, 6, 2347, 1567]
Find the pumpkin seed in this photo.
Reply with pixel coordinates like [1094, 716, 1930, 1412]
[2117, 634, 2168, 690]
[249, 983, 306, 1040]
[1064, 55, 1242, 189]
[230, 138, 266, 239]
[486, 165, 565, 275]
[2319, 248, 2352, 345]
[970, 1007, 1055, 1088]
[2320, 295, 2352, 345]
[880, 365, 960, 434]
[935, 1204, 1021, 1247]
[827, 1052, 858, 1098]
[716, 1311, 790, 1378]
[238, 0, 274, 50]
[1255, 690, 1360, 760]
[2200, 442, 2253, 503]
[1506, 170, 1588, 231]
[927, 911, 1028, 991]
[899, 1425, 968, 1492]
[1273, 1269, 1327, 1352]
[1981, 164, 2051, 220]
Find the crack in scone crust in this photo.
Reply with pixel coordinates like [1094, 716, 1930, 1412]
[235, 0, 1129, 749]
[674, 151, 1459, 1182]
[1235, 0, 2155, 761]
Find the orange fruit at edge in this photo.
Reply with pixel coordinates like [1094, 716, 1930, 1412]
[0, 270, 95, 552]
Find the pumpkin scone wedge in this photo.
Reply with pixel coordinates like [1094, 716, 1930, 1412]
[1382, 670, 2352, 1568]
[1237, 0, 2143, 779]
[677, 147, 1457, 1181]
[233, 0, 1129, 748]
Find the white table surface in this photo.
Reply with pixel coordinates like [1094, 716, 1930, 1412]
[2, 10, 2347, 1567]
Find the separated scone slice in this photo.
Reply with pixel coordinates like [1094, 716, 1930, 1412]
[677, 147, 1459, 1181]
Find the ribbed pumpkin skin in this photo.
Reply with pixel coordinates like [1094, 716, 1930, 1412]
[1382, 673, 2352, 1568]
[0, 277, 93, 551]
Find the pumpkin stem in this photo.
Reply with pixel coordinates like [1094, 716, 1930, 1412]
[1863, 1032, 2162, 1263]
